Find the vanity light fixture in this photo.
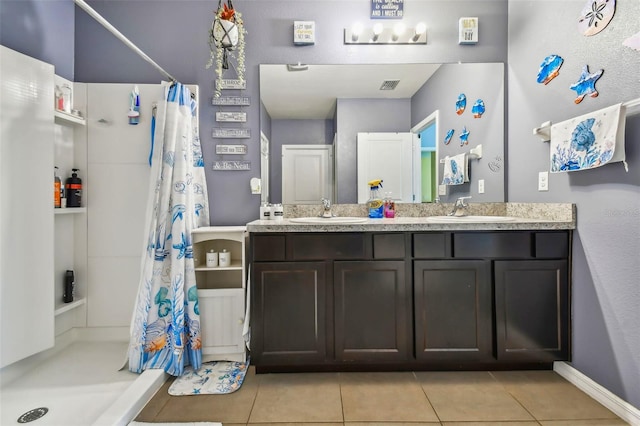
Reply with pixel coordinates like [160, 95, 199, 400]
[344, 22, 427, 44]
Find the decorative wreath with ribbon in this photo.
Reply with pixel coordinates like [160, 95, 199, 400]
[207, 0, 246, 96]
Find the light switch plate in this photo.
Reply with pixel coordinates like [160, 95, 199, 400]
[538, 171, 549, 191]
[438, 184, 447, 196]
[478, 179, 485, 194]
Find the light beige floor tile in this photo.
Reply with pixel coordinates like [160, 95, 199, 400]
[539, 420, 630, 425]
[416, 371, 534, 422]
[148, 365, 260, 424]
[442, 422, 540, 426]
[340, 371, 439, 422]
[248, 372, 343, 423]
[346, 423, 441, 426]
[491, 371, 621, 421]
[249, 423, 343, 426]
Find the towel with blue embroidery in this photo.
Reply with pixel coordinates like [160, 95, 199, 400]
[550, 103, 626, 173]
[441, 153, 468, 185]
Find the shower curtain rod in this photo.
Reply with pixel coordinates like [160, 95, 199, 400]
[74, 0, 177, 83]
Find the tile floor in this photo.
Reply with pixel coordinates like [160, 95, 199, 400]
[135, 368, 629, 425]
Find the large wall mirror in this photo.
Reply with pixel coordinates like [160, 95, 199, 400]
[259, 62, 505, 205]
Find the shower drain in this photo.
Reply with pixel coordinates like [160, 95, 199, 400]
[17, 407, 48, 423]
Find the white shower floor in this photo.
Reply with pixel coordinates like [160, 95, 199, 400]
[0, 341, 164, 426]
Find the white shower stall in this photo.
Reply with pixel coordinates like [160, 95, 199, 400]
[0, 45, 171, 425]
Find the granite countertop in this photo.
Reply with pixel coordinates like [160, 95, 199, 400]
[245, 203, 576, 233]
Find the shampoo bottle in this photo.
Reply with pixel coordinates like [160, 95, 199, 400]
[367, 179, 384, 219]
[54, 167, 61, 208]
[65, 168, 82, 208]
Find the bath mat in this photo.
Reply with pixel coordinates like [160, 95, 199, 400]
[168, 359, 248, 396]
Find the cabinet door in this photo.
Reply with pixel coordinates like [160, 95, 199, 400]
[252, 262, 327, 365]
[334, 261, 409, 363]
[414, 260, 492, 362]
[495, 260, 569, 361]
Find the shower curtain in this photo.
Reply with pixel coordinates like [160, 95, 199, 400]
[128, 82, 209, 376]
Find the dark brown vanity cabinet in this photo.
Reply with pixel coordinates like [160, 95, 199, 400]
[334, 260, 410, 363]
[250, 230, 571, 371]
[413, 260, 492, 362]
[494, 259, 569, 362]
[252, 261, 328, 366]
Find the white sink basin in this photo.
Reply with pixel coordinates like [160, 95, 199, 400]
[425, 215, 517, 223]
[289, 216, 368, 224]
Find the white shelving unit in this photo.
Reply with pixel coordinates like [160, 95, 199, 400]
[191, 226, 247, 362]
[53, 76, 88, 327]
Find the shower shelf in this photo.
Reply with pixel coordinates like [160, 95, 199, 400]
[54, 207, 87, 215]
[54, 297, 86, 316]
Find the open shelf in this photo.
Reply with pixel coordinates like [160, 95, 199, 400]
[54, 297, 87, 316]
[54, 109, 86, 126]
[54, 207, 87, 215]
[195, 259, 243, 271]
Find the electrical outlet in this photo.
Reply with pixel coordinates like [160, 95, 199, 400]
[538, 171, 549, 191]
[478, 179, 485, 194]
[438, 184, 447, 196]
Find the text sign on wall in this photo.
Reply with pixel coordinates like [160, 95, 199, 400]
[371, 0, 404, 19]
[212, 128, 251, 138]
[216, 144, 247, 155]
[212, 96, 250, 106]
[212, 160, 251, 171]
[216, 111, 247, 122]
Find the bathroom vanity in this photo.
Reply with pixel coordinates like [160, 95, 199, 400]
[246, 204, 575, 373]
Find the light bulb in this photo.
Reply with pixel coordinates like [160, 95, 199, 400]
[351, 23, 363, 41]
[415, 22, 426, 35]
[392, 23, 405, 41]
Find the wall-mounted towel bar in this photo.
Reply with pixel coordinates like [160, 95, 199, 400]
[440, 144, 483, 163]
[533, 97, 640, 142]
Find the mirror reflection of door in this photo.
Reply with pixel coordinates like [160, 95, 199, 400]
[356, 132, 419, 203]
[411, 110, 440, 202]
[282, 144, 333, 204]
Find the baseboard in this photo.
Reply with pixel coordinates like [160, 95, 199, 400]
[554, 361, 640, 425]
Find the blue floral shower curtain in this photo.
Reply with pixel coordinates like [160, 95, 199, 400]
[128, 82, 209, 376]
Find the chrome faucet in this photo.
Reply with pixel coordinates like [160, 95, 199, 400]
[448, 196, 472, 217]
[320, 198, 334, 218]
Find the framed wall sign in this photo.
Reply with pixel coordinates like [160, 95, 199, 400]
[212, 160, 251, 171]
[371, 0, 404, 19]
[212, 96, 251, 106]
[294, 21, 316, 45]
[216, 112, 247, 122]
[212, 128, 251, 138]
[216, 79, 247, 90]
[216, 144, 247, 155]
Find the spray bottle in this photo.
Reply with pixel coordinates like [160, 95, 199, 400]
[367, 179, 384, 218]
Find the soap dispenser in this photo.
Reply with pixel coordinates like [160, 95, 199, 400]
[65, 168, 82, 208]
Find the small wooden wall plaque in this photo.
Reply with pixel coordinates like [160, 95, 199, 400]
[216, 144, 247, 155]
[216, 79, 246, 90]
[212, 128, 251, 138]
[216, 111, 247, 122]
[212, 96, 251, 106]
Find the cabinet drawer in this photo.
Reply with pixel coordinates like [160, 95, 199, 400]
[454, 232, 532, 258]
[252, 234, 286, 261]
[535, 232, 569, 258]
[290, 233, 367, 260]
[413, 233, 450, 258]
[373, 233, 405, 259]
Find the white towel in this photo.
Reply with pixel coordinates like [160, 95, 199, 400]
[550, 103, 626, 173]
[441, 153, 468, 185]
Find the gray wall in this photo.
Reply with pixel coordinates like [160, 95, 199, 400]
[0, 0, 74, 80]
[508, 0, 640, 408]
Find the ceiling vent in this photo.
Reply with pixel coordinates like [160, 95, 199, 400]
[379, 79, 400, 90]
